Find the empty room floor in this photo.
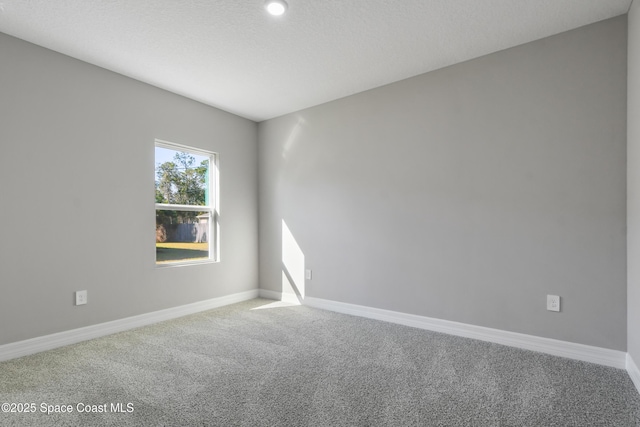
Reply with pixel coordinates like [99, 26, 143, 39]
[0, 299, 639, 426]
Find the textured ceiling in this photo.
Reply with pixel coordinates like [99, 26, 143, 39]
[0, 0, 632, 121]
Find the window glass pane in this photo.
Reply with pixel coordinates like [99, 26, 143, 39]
[155, 146, 210, 206]
[156, 210, 210, 264]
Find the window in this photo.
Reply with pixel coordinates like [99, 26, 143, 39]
[155, 140, 218, 265]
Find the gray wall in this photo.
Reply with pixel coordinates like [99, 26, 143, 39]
[259, 16, 628, 350]
[0, 33, 258, 345]
[629, 2, 640, 364]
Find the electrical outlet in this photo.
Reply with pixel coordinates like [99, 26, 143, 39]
[75, 290, 87, 306]
[547, 294, 560, 312]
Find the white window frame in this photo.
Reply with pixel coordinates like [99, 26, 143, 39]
[155, 139, 219, 267]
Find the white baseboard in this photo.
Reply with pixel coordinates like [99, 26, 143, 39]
[0, 289, 259, 362]
[11, 288, 631, 380]
[303, 297, 627, 369]
[627, 353, 640, 394]
[258, 289, 301, 305]
[258, 289, 282, 300]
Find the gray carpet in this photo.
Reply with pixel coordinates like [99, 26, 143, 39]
[0, 298, 639, 426]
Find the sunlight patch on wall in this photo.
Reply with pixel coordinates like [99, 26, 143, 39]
[282, 116, 306, 160]
[282, 219, 305, 301]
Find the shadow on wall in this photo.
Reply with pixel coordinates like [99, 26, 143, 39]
[282, 219, 305, 302]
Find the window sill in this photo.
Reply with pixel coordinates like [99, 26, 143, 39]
[155, 259, 218, 268]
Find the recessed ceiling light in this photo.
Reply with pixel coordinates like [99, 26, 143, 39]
[265, 0, 288, 16]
